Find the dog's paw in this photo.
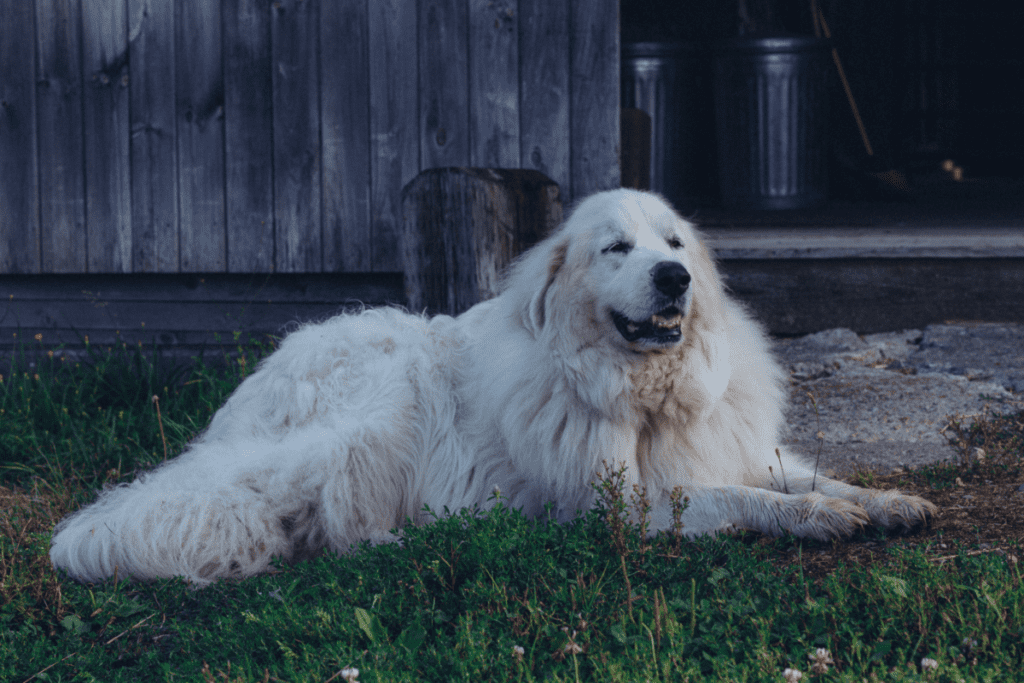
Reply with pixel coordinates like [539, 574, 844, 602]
[860, 491, 937, 533]
[786, 492, 871, 541]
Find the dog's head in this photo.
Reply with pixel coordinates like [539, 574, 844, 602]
[570, 190, 698, 351]
[505, 189, 731, 414]
[530, 189, 723, 353]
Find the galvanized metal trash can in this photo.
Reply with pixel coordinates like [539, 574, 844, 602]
[621, 42, 711, 209]
[713, 36, 830, 210]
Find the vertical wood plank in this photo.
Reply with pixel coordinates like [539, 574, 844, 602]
[321, 0, 371, 272]
[272, 0, 322, 272]
[570, 0, 620, 200]
[176, 0, 225, 272]
[35, 0, 86, 273]
[224, 0, 274, 273]
[368, 0, 418, 272]
[418, 0, 469, 169]
[0, 0, 40, 273]
[83, 0, 131, 273]
[519, 0, 570, 199]
[468, 0, 519, 168]
[129, 0, 179, 273]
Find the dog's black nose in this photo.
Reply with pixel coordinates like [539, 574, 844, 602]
[652, 261, 691, 299]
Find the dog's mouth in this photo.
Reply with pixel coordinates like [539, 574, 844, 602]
[611, 306, 684, 344]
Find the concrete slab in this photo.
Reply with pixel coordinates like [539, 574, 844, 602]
[704, 225, 1024, 259]
[905, 323, 1024, 392]
[775, 324, 1024, 477]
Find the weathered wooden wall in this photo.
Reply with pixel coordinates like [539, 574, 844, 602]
[0, 272, 404, 354]
[0, 0, 620, 276]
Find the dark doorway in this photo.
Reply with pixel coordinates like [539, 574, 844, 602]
[622, 0, 1024, 230]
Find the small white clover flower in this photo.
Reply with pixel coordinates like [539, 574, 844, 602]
[808, 648, 834, 674]
[340, 667, 359, 682]
[562, 629, 583, 655]
[512, 645, 525, 661]
[921, 657, 939, 672]
[783, 667, 803, 682]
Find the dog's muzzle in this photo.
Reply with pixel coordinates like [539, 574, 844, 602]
[612, 262, 690, 344]
[612, 305, 684, 343]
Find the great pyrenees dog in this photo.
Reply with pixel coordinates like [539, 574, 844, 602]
[51, 189, 935, 586]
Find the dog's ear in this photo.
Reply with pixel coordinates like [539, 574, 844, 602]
[504, 232, 568, 337]
[527, 239, 567, 333]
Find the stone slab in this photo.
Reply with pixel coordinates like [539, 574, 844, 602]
[774, 324, 1024, 477]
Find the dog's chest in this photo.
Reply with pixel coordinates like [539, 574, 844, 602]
[629, 352, 688, 416]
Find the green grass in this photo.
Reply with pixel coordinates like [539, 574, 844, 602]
[0, 334, 262, 491]
[1, 339, 1022, 682]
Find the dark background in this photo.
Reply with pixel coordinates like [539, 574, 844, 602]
[622, 0, 1024, 184]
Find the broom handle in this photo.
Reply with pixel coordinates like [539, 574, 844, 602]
[815, 4, 875, 156]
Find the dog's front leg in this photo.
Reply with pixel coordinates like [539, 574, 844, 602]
[767, 467, 937, 534]
[650, 483, 870, 541]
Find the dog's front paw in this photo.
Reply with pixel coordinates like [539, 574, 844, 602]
[860, 491, 937, 533]
[786, 492, 871, 541]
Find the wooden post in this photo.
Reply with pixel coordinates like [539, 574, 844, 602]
[401, 168, 561, 316]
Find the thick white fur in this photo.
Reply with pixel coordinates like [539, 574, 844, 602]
[50, 189, 935, 586]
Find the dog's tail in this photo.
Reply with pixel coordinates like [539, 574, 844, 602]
[49, 468, 291, 587]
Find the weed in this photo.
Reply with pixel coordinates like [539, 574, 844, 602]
[943, 407, 1024, 472]
[806, 390, 825, 491]
[770, 446, 790, 493]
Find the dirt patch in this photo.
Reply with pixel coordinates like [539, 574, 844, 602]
[762, 409, 1024, 580]
[755, 467, 1024, 580]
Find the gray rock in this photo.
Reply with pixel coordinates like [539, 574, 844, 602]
[800, 328, 868, 351]
[789, 361, 832, 381]
[774, 324, 1023, 477]
[909, 323, 1024, 392]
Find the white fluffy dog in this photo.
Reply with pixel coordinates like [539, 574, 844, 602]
[50, 189, 935, 586]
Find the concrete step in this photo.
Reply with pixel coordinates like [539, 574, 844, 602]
[705, 225, 1024, 259]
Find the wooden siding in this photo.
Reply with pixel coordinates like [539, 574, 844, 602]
[0, 0, 620, 276]
[0, 272, 404, 353]
[0, 1, 40, 275]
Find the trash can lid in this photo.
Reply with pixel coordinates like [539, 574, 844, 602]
[714, 35, 828, 55]
[622, 42, 698, 59]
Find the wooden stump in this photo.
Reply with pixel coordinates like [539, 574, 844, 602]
[401, 168, 561, 316]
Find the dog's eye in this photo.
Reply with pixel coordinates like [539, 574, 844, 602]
[668, 237, 684, 250]
[603, 241, 632, 254]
